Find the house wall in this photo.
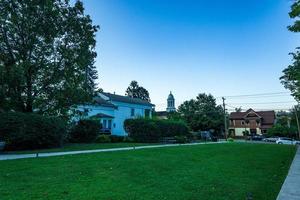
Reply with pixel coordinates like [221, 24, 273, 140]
[111, 101, 152, 136]
[232, 128, 250, 136]
[78, 102, 153, 136]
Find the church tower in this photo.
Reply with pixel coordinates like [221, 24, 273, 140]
[166, 91, 176, 112]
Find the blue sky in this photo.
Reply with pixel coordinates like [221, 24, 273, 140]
[82, 0, 298, 111]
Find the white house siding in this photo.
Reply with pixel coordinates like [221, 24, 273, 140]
[111, 101, 152, 136]
[234, 128, 250, 136]
[78, 102, 152, 136]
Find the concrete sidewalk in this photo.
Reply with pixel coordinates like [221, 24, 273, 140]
[0, 141, 225, 161]
[277, 146, 300, 200]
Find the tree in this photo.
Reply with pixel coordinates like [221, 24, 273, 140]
[235, 107, 242, 112]
[125, 81, 151, 102]
[281, 0, 300, 101]
[0, 0, 99, 118]
[177, 93, 224, 132]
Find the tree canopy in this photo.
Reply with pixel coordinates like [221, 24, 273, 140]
[177, 93, 224, 132]
[0, 0, 99, 118]
[281, 0, 300, 102]
[125, 81, 151, 102]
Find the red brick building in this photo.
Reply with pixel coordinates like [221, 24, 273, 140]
[228, 109, 275, 137]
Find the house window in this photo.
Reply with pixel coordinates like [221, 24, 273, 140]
[108, 120, 112, 129]
[241, 120, 245, 125]
[145, 109, 150, 118]
[131, 108, 135, 117]
[103, 120, 107, 129]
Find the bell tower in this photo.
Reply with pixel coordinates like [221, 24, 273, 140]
[166, 91, 176, 112]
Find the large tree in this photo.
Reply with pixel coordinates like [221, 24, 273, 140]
[177, 93, 224, 132]
[0, 0, 98, 117]
[125, 80, 151, 102]
[281, 0, 300, 101]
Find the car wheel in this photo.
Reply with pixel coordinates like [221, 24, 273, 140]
[278, 142, 283, 144]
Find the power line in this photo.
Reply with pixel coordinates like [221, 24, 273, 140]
[227, 101, 296, 105]
[218, 92, 290, 98]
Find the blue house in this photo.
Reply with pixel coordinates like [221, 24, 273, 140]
[77, 92, 155, 136]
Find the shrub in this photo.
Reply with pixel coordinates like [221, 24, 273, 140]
[174, 135, 188, 143]
[0, 112, 66, 150]
[123, 136, 134, 143]
[124, 118, 190, 143]
[228, 137, 234, 142]
[95, 134, 111, 143]
[110, 135, 124, 143]
[70, 119, 101, 143]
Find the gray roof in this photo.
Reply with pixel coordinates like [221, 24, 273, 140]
[91, 113, 114, 118]
[102, 92, 154, 107]
[168, 91, 174, 100]
[93, 96, 117, 108]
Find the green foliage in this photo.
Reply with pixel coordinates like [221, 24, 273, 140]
[110, 135, 125, 143]
[0, 0, 99, 118]
[70, 119, 101, 143]
[267, 124, 297, 138]
[0, 112, 66, 150]
[281, 1, 300, 101]
[95, 135, 111, 143]
[177, 93, 224, 132]
[124, 118, 190, 143]
[125, 80, 151, 102]
[174, 135, 188, 143]
[228, 138, 234, 142]
[123, 136, 135, 143]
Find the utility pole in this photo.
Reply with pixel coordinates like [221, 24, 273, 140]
[294, 105, 300, 139]
[222, 97, 227, 141]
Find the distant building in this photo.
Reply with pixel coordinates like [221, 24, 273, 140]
[77, 92, 155, 136]
[228, 108, 275, 137]
[156, 91, 176, 119]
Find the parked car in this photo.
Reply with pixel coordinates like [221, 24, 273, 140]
[251, 135, 264, 141]
[276, 137, 300, 145]
[263, 137, 279, 143]
[0, 141, 5, 151]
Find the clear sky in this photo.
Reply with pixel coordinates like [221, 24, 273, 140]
[81, 0, 299, 111]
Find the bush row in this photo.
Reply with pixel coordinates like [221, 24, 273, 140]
[0, 112, 66, 150]
[124, 118, 190, 143]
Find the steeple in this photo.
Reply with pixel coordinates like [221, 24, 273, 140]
[166, 91, 176, 112]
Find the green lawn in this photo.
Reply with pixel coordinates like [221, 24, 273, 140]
[3, 142, 154, 154]
[0, 143, 296, 200]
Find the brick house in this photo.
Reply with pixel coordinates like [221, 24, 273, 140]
[228, 109, 275, 137]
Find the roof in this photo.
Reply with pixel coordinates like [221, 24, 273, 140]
[91, 113, 114, 118]
[155, 111, 168, 116]
[229, 109, 275, 124]
[93, 96, 117, 108]
[102, 92, 155, 107]
[168, 91, 174, 100]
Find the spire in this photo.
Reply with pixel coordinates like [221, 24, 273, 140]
[166, 91, 176, 112]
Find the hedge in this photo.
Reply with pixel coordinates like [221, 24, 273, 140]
[0, 112, 66, 150]
[69, 119, 101, 143]
[124, 118, 190, 143]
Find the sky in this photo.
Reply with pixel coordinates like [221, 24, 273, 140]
[81, 0, 299, 111]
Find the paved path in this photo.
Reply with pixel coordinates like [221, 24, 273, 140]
[0, 141, 225, 161]
[277, 146, 300, 200]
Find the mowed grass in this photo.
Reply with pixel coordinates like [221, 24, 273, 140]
[3, 143, 155, 154]
[0, 143, 296, 200]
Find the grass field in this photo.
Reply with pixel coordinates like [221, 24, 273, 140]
[3, 143, 154, 154]
[0, 143, 296, 200]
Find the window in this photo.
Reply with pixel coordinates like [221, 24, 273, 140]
[108, 120, 112, 129]
[103, 120, 107, 129]
[241, 120, 245, 125]
[145, 109, 150, 118]
[131, 108, 135, 117]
